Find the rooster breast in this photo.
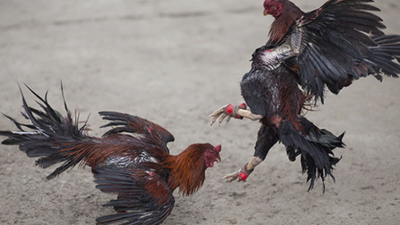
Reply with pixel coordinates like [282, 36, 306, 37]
[241, 67, 281, 120]
[241, 48, 305, 126]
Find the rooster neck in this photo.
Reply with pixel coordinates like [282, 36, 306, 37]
[161, 146, 206, 196]
[268, 1, 304, 45]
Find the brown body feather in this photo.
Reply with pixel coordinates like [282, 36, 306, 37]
[162, 144, 212, 196]
[0, 86, 221, 225]
[266, 0, 304, 45]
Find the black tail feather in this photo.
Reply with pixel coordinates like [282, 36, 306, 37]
[279, 118, 344, 192]
[0, 84, 89, 179]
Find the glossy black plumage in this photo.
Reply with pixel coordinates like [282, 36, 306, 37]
[213, 0, 400, 190]
[265, 0, 400, 103]
[241, 52, 345, 189]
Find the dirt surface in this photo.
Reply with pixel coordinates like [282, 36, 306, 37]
[1, 0, 399, 224]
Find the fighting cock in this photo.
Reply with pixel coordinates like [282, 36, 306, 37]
[0, 85, 221, 225]
[210, 0, 400, 191]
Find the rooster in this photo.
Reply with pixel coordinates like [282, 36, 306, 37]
[0, 85, 221, 225]
[210, 0, 400, 191]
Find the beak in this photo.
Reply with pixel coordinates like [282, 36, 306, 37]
[214, 144, 221, 163]
[263, 9, 268, 16]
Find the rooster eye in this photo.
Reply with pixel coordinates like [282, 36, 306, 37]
[272, 5, 275, 9]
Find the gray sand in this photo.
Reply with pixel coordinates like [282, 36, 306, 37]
[1, 0, 399, 224]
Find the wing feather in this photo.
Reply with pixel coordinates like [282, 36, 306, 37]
[283, 0, 400, 102]
[99, 111, 174, 153]
[94, 167, 175, 225]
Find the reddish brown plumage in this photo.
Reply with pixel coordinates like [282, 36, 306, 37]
[277, 75, 306, 130]
[162, 144, 209, 195]
[264, 0, 304, 45]
[0, 86, 221, 225]
[64, 138, 217, 197]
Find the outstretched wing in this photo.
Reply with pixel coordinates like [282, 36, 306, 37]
[94, 166, 175, 225]
[284, 0, 400, 102]
[99, 111, 175, 153]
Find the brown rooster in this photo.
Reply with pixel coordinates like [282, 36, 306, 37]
[210, 0, 400, 191]
[0, 85, 221, 225]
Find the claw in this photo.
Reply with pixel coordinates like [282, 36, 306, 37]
[225, 115, 232, 124]
[218, 113, 229, 125]
[222, 170, 240, 182]
[209, 103, 259, 126]
[209, 104, 231, 126]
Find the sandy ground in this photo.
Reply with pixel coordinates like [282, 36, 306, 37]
[0, 0, 399, 224]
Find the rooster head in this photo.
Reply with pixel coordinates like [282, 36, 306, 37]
[203, 144, 221, 168]
[263, 0, 284, 17]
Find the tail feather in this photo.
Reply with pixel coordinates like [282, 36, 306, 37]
[279, 118, 344, 192]
[0, 85, 89, 179]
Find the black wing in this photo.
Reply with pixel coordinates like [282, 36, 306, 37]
[99, 111, 175, 153]
[284, 0, 400, 103]
[94, 167, 175, 225]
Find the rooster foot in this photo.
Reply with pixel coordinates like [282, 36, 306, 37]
[209, 103, 245, 126]
[222, 170, 240, 182]
[209, 103, 262, 126]
[222, 162, 254, 182]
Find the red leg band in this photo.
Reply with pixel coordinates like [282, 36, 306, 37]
[238, 163, 253, 181]
[224, 103, 247, 120]
[225, 104, 234, 114]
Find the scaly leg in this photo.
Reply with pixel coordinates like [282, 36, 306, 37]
[223, 124, 280, 183]
[209, 103, 262, 126]
[222, 157, 263, 182]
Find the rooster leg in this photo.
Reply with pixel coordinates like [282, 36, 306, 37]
[209, 105, 227, 126]
[223, 125, 280, 183]
[209, 104, 261, 126]
[237, 109, 263, 121]
[222, 170, 240, 182]
[222, 157, 263, 182]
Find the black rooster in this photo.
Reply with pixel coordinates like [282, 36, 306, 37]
[210, 0, 400, 191]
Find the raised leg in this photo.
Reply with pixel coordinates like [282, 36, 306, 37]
[222, 156, 262, 182]
[209, 103, 262, 126]
[223, 124, 280, 182]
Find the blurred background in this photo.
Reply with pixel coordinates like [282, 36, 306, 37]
[0, 0, 399, 224]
